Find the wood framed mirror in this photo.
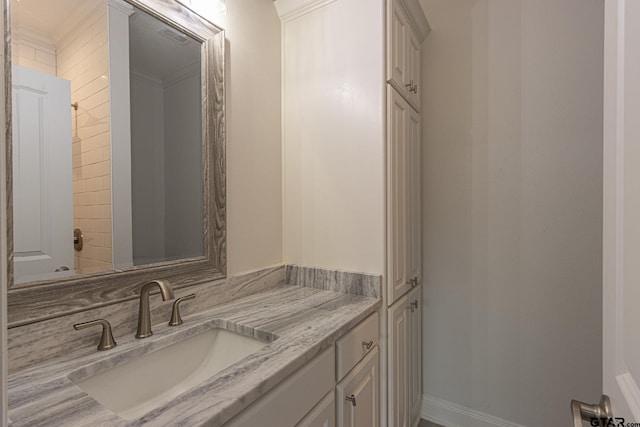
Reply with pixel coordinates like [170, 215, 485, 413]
[4, 0, 225, 327]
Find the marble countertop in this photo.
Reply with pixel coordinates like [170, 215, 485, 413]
[7, 285, 380, 426]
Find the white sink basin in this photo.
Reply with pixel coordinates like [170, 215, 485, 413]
[72, 328, 269, 420]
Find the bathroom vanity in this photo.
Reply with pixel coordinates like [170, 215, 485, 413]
[7, 283, 381, 426]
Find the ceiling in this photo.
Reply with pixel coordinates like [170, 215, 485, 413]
[10, 0, 102, 41]
[10, 0, 200, 83]
[129, 6, 201, 82]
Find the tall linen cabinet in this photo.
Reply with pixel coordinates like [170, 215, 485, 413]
[275, 0, 429, 425]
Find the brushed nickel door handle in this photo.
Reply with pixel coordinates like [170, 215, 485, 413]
[571, 395, 611, 427]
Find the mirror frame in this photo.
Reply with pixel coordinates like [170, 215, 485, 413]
[4, 0, 226, 327]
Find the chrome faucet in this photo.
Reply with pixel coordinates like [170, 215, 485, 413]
[135, 279, 175, 338]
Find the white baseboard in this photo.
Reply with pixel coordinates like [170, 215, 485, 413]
[421, 395, 527, 427]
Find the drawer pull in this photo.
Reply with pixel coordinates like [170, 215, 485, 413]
[362, 340, 374, 350]
[407, 277, 419, 288]
[407, 301, 418, 312]
[345, 395, 357, 406]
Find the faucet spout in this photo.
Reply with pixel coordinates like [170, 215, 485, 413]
[136, 279, 175, 338]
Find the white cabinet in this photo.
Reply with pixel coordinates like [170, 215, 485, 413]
[387, 88, 421, 305]
[406, 31, 421, 108]
[336, 347, 380, 427]
[226, 314, 380, 427]
[388, 286, 421, 427]
[336, 313, 379, 380]
[387, 89, 409, 304]
[407, 286, 422, 425]
[406, 105, 422, 290]
[388, 0, 408, 92]
[297, 391, 336, 427]
[386, 1, 424, 419]
[225, 346, 334, 427]
[387, 0, 422, 110]
[387, 293, 409, 427]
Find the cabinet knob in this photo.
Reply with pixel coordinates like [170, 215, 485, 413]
[411, 83, 418, 94]
[362, 340, 374, 350]
[345, 395, 357, 407]
[405, 79, 414, 89]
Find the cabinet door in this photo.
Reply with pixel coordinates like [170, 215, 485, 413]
[406, 31, 421, 109]
[388, 88, 410, 304]
[297, 391, 336, 427]
[387, 295, 409, 427]
[387, 0, 408, 90]
[406, 106, 421, 287]
[337, 347, 379, 427]
[387, 0, 422, 110]
[407, 286, 422, 426]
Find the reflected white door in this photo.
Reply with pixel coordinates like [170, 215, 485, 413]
[12, 65, 74, 283]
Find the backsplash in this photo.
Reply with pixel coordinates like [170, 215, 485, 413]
[8, 264, 381, 373]
[7, 266, 284, 373]
[284, 265, 381, 298]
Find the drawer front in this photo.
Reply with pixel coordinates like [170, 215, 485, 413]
[336, 312, 379, 380]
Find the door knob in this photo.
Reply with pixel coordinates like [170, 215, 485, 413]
[74, 228, 83, 251]
[571, 395, 612, 427]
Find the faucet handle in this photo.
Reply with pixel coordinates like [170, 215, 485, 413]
[169, 294, 196, 326]
[74, 319, 117, 351]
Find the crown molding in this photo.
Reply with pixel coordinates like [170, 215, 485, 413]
[398, 0, 430, 42]
[273, 0, 338, 23]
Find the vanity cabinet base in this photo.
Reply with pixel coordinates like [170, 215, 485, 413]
[225, 346, 334, 427]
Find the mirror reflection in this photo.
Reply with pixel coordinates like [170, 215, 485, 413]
[11, 0, 204, 285]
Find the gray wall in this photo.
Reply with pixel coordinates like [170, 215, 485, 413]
[130, 73, 166, 264]
[163, 73, 203, 260]
[419, 0, 603, 425]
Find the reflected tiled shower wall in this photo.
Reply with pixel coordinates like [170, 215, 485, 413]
[56, 2, 113, 275]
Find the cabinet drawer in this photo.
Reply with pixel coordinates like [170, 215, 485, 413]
[336, 312, 379, 380]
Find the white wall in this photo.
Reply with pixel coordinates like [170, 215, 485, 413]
[192, 1, 283, 275]
[419, 0, 603, 426]
[11, 31, 56, 76]
[280, 0, 385, 275]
